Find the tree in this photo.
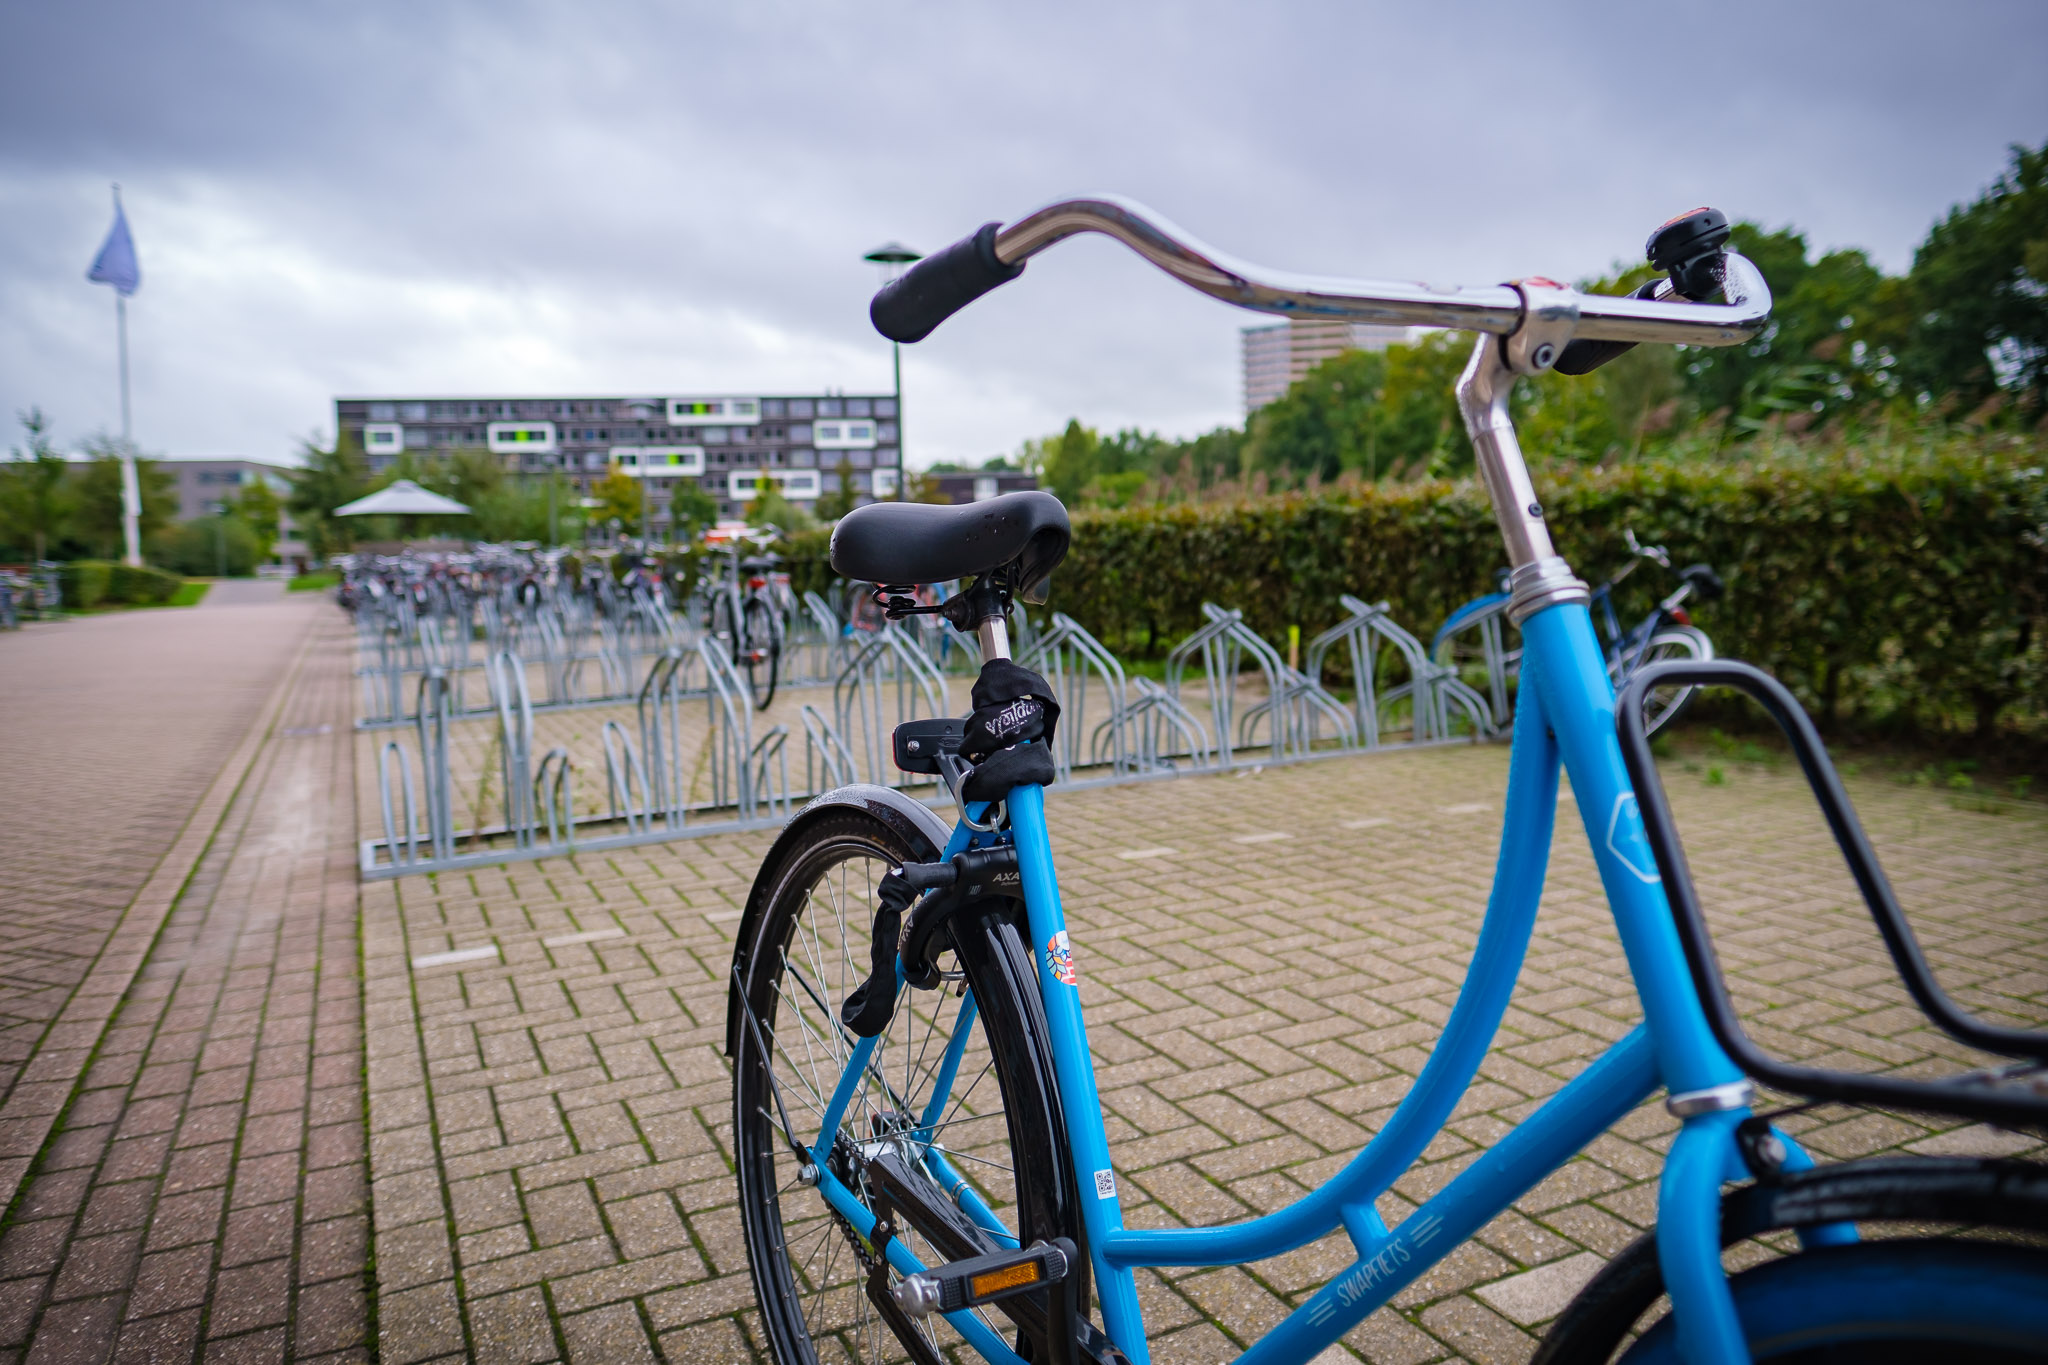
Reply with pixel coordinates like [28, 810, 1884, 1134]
[287, 432, 369, 559]
[1897, 140, 2048, 411]
[69, 441, 177, 560]
[815, 458, 860, 521]
[745, 484, 817, 531]
[0, 409, 74, 561]
[1023, 420, 1101, 504]
[591, 468, 642, 531]
[228, 477, 283, 557]
[668, 481, 718, 539]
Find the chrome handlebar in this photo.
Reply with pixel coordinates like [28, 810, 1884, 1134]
[988, 195, 1771, 348]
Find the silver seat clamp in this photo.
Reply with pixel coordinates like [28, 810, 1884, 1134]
[1666, 1079, 1755, 1119]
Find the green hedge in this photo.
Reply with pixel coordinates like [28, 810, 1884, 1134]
[58, 560, 112, 609]
[782, 439, 2048, 738]
[56, 560, 185, 609]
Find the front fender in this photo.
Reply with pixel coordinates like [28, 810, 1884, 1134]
[723, 784, 952, 1057]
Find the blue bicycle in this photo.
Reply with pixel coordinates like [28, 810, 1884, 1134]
[728, 199, 2048, 1365]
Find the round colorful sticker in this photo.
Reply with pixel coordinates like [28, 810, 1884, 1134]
[1045, 930, 1076, 985]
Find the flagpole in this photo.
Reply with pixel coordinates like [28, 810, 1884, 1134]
[112, 185, 141, 566]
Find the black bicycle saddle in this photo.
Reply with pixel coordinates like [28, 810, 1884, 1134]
[830, 490, 1070, 602]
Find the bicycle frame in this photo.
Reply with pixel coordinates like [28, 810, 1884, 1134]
[792, 220, 1805, 1363]
[798, 584, 1819, 1364]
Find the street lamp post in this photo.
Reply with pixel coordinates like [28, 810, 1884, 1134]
[864, 242, 922, 500]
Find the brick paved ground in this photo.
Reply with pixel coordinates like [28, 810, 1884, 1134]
[9, 606, 2043, 1365]
[0, 605, 371, 1365]
[0, 599, 317, 1212]
[363, 714, 2048, 1363]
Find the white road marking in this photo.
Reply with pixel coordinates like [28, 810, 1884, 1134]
[542, 927, 627, 948]
[410, 945, 500, 969]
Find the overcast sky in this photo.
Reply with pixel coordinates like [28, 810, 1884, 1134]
[2, 1, 2043, 468]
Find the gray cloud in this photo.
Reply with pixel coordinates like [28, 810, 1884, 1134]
[3, 0, 2043, 464]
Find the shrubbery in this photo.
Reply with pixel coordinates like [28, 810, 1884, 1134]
[781, 436, 2048, 740]
[148, 515, 263, 578]
[57, 560, 184, 608]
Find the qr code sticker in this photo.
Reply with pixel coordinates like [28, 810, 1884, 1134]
[1094, 1168, 1117, 1200]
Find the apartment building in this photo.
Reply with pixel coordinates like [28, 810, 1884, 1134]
[1241, 319, 1411, 413]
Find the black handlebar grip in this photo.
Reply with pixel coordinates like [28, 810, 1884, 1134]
[1553, 279, 1663, 375]
[870, 223, 1025, 343]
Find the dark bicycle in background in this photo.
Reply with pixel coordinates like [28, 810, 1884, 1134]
[706, 526, 792, 710]
[1432, 528, 1723, 735]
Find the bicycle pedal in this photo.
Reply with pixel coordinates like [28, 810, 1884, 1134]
[892, 1238, 1075, 1319]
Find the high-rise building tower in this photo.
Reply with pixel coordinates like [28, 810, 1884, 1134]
[1241, 320, 1411, 414]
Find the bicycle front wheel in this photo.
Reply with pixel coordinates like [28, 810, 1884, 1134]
[743, 594, 781, 710]
[731, 810, 1085, 1365]
[1619, 1239, 2048, 1362]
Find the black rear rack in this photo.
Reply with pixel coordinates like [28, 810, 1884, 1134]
[1616, 659, 2048, 1127]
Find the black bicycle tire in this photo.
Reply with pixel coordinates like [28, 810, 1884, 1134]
[744, 594, 780, 710]
[731, 810, 1086, 1364]
[1533, 1156, 2048, 1365]
[1618, 1238, 2048, 1362]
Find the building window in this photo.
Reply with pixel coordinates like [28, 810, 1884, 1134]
[875, 397, 897, 418]
[368, 403, 397, 421]
[815, 420, 877, 450]
[701, 426, 728, 443]
[488, 422, 557, 454]
[401, 402, 428, 421]
[877, 423, 897, 442]
[847, 398, 872, 417]
[668, 397, 760, 426]
[817, 398, 843, 417]
[787, 423, 811, 442]
[788, 399, 814, 418]
[364, 423, 403, 453]
[789, 448, 816, 467]
[761, 398, 786, 417]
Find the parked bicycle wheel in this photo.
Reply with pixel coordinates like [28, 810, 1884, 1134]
[1614, 625, 1712, 736]
[742, 593, 782, 710]
[731, 810, 1085, 1365]
[1619, 1241, 2048, 1361]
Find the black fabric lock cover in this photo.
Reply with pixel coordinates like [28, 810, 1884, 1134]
[841, 867, 918, 1038]
[963, 659, 1060, 762]
[962, 743, 1057, 803]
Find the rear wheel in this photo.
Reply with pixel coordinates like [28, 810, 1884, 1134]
[743, 594, 782, 711]
[731, 811, 1085, 1364]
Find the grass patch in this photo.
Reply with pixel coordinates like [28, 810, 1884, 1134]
[288, 570, 338, 593]
[165, 580, 211, 607]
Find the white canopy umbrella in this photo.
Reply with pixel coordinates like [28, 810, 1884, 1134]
[333, 479, 471, 517]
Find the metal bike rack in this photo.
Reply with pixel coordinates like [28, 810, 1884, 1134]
[1168, 603, 1355, 767]
[1430, 594, 1516, 731]
[357, 585, 1499, 880]
[1019, 611, 1141, 779]
[1307, 595, 1497, 746]
[833, 623, 950, 789]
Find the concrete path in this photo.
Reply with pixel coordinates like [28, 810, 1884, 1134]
[199, 582, 289, 608]
[0, 598, 321, 1214]
[0, 611, 368, 1365]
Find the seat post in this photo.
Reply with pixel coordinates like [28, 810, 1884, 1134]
[977, 615, 1011, 662]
